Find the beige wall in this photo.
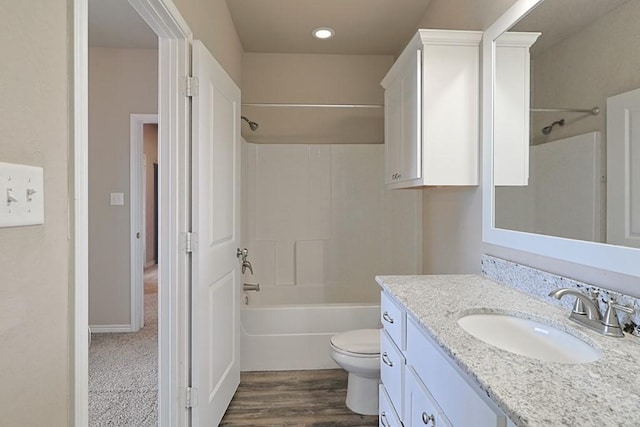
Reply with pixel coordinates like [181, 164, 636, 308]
[418, 0, 518, 30]
[0, 1, 70, 425]
[143, 124, 158, 265]
[89, 48, 158, 326]
[243, 53, 393, 104]
[172, 0, 243, 86]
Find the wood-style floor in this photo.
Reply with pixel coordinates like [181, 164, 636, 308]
[220, 369, 379, 426]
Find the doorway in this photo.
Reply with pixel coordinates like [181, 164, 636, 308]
[75, 0, 192, 426]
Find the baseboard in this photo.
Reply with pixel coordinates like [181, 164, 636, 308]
[89, 324, 134, 333]
[144, 260, 157, 268]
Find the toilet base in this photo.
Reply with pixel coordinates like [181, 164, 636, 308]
[345, 373, 379, 416]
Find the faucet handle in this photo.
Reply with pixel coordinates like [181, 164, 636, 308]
[602, 296, 634, 336]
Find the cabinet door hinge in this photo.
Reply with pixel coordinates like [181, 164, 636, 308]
[185, 386, 199, 408]
[186, 76, 199, 97]
[185, 232, 194, 253]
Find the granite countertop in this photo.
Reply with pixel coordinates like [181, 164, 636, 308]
[376, 274, 640, 427]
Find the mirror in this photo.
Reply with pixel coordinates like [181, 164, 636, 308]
[482, 0, 640, 277]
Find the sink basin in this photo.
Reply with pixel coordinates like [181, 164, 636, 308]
[457, 313, 601, 364]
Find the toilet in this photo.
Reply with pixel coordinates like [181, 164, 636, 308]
[329, 329, 380, 415]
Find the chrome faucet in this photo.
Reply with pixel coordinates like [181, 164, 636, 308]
[242, 260, 253, 275]
[549, 288, 634, 338]
[236, 247, 254, 275]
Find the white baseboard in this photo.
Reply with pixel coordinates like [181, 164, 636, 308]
[89, 324, 134, 333]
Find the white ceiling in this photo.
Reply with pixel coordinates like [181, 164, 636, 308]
[89, 0, 157, 49]
[226, 0, 431, 55]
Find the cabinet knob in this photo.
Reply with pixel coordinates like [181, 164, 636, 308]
[422, 412, 436, 425]
[381, 352, 394, 367]
[382, 311, 395, 324]
[380, 412, 391, 427]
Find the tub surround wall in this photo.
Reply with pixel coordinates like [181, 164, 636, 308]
[482, 255, 640, 337]
[242, 143, 422, 304]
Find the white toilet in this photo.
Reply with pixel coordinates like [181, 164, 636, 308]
[329, 328, 381, 416]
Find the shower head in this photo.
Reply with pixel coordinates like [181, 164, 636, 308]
[241, 116, 259, 131]
[541, 119, 565, 135]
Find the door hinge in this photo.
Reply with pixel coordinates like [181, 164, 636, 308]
[186, 76, 199, 97]
[185, 386, 199, 408]
[185, 232, 194, 253]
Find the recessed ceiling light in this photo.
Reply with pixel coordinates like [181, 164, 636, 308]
[313, 27, 335, 40]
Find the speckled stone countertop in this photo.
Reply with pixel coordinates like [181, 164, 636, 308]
[376, 274, 640, 427]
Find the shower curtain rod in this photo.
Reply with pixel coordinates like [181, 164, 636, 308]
[242, 102, 383, 108]
[531, 107, 600, 115]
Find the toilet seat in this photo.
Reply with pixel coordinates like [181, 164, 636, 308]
[330, 329, 380, 356]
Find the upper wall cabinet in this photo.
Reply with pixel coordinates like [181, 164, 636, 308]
[382, 30, 482, 189]
[494, 32, 541, 186]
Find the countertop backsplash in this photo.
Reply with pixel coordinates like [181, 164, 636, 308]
[481, 255, 640, 338]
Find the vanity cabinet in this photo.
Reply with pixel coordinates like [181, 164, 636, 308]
[381, 30, 482, 189]
[380, 290, 512, 427]
[380, 292, 406, 426]
[494, 32, 541, 186]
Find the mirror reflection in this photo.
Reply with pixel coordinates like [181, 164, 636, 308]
[494, 0, 640, 249]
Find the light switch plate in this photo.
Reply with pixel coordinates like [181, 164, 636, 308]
[110, 192, 125, 206]
[0, 162, 44, 228]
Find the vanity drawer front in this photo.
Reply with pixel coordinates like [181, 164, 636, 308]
[381, 291, 406, 350]
[407, 318, 506, 427]
[380, 329, 405, 413]
[379, 384, 402, 427]
[405, 366, 452, 427]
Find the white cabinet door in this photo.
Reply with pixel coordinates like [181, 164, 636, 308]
[191, 40, 241, 426]
[404, 367, 452, 427]
[384, 48, 422, 185]
[607, 87, 640, 248]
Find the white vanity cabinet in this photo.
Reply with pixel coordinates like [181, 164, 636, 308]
[380, 290, 513, 427]
[379, 292, 406, 426]
[493, 32, 541, 186]
[381, 30, 482, 189]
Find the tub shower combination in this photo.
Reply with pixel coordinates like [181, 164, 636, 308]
[241, 298, 381, 371]
[240, 142, 421, 371]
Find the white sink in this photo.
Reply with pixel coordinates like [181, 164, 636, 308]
[457, 313, 601, 364]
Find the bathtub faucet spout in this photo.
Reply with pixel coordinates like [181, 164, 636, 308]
[243, 283, 260, 292]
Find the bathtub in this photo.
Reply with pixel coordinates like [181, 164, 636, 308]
[240, 301, 381, 371]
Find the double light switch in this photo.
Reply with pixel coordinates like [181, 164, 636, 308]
[0, 162, 44, 228]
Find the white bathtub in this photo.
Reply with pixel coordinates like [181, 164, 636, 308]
[240, 302, 381, 371]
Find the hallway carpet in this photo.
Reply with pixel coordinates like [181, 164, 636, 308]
[89, 268, 158, 426]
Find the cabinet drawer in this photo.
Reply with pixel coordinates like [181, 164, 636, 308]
[405, 366, 451, 427]
[381, 291, 405, 350]
[379, 384, 402, 427]
[380, 329, 405, 414]
[407, 318, 506, 427]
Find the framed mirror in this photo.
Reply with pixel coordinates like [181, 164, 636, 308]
[482, 0, 640, 277]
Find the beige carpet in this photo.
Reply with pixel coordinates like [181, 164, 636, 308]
[89, 266, 158, 426]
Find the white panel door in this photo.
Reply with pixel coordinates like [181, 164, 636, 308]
[191, 40, 241, 425]
[607, 88, 640, 248]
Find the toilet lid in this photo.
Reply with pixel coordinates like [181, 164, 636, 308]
[331, 329, 380, 355]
